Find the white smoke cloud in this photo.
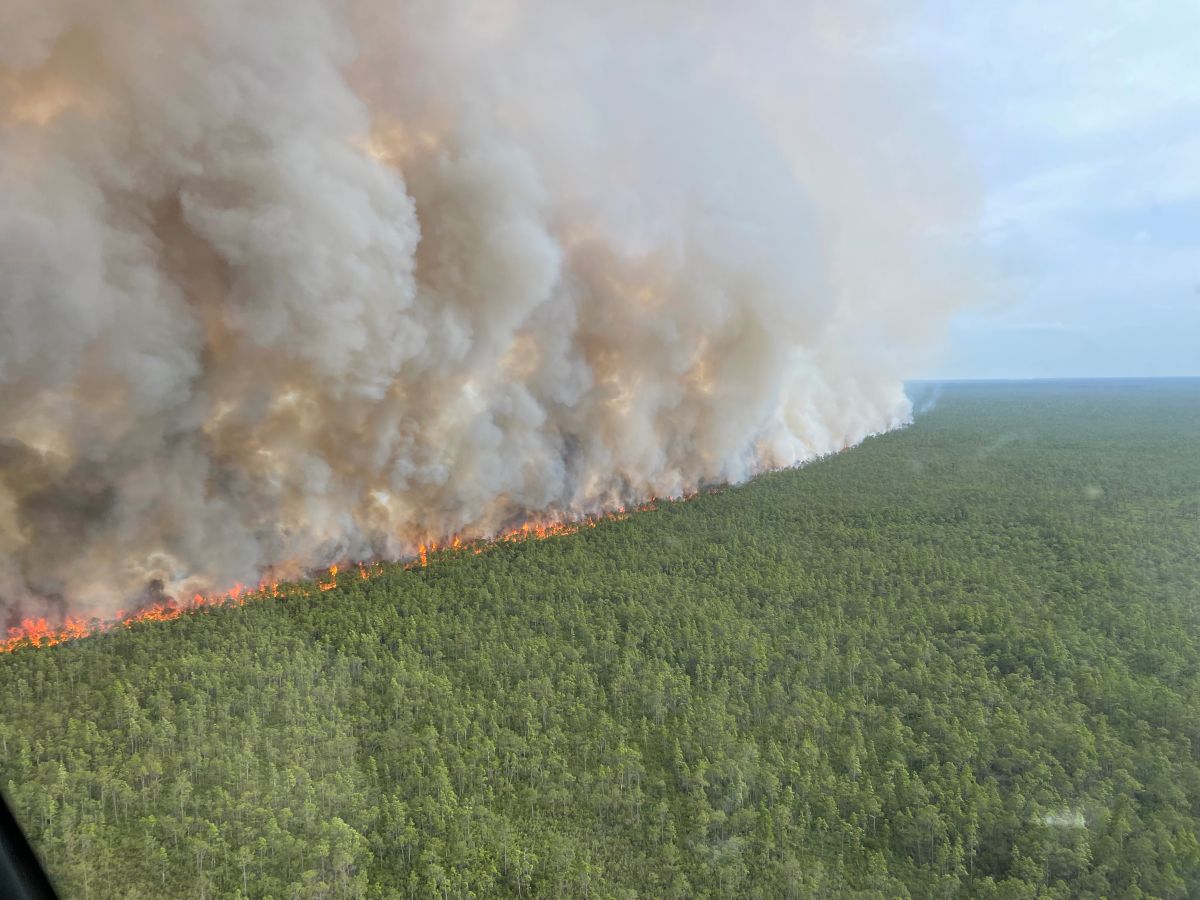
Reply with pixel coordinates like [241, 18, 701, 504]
[0, 0, 978, 616]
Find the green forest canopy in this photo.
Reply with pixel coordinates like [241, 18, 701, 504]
[2, 379, 1199, 898]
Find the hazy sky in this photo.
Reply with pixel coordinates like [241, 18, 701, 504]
[916, 0, 1199, 379]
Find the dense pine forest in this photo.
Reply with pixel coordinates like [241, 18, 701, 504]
[2, 379, 1198, 899]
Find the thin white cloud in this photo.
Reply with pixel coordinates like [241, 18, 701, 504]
[914, 0, 1200, 377]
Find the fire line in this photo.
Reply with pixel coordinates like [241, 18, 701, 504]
[1, 497, 680, 654]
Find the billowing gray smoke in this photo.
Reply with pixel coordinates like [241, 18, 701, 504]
[0, 1, 976, 616]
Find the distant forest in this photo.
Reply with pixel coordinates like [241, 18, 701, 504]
[2, 380, 1198, 898]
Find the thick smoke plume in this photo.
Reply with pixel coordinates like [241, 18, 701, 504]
[0, 1, 976, 617]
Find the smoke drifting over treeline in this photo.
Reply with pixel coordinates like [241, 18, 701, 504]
[0, 1, 976, 616]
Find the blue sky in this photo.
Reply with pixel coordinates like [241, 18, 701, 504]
[914, 0, 1200, 378]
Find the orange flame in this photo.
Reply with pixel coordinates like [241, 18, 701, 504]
[318, 564, 339, 592]
[0, 492, 711, 655]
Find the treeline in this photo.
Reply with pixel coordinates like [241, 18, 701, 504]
[2, 380, 1199, 898]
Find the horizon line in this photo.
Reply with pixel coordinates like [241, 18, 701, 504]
[909, 375, 1200, 384]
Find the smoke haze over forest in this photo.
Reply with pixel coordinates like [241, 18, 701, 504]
[0, 1, 979, 616]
